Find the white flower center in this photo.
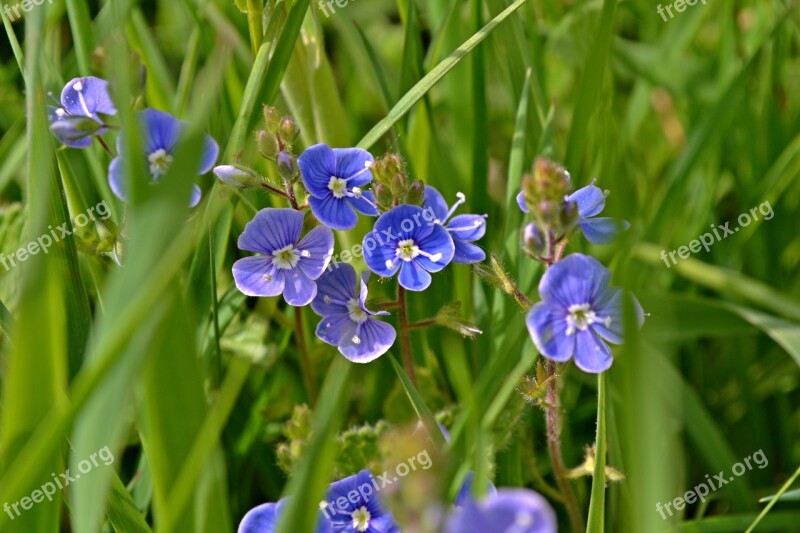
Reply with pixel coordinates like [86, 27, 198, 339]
[351, 506, 371, 532]
[148, 148, 174, 178]
[272, 244, 299, 270]
[396, 239, 420, 261]
[347, 298, 368, 323]
[565, 303, 609, 335]
[328, 176, 348, 199]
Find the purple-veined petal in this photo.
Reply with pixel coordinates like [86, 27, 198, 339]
[447, 214, 487, 242]
[339, 318, 396, 363]
[232, 257, 285, 297]
[538, 253, 611, 310]
[578, 217, 627, 245]
[238, 208, 304, 254]
[282, 268, 317, 306]
[526, 302, 574, 362]
[296, 225, 334, 280]
[140, 108, 182, 154]
[374, 204, 435, 243]
[198, 134, 220, 174]
[308, 194, 358, 231]
[414, 223, 455, 272]
[592, 287, 644, 344]
[346, 190, 380, 216]
[573, 328, 613, 373]
[60, 77, 117, 118]
[398, 260, 432, 292]
[423, 186, 450, 222]
[238, 500, 284, 533]
[298, 143, 337, 198]
[315, 313, 355, 346]
[332, 147, 374, 187]
[108, 157, 127, 201]
[362, 231, 401, 277]
[567, 183, 605, 218]
[516, 191, 529, 213]
[452, 240, 486, 264]
[311, 263, 357, 316]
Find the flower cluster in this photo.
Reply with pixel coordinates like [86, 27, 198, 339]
[48, 76, 219, 208]
[216, 110, 487, 363]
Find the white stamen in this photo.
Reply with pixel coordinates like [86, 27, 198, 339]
[73, 81, 83, 92]
[442, 191, 467, 223]
[351, 506, 371, 531]
[352, 186, 363, 198]
[301, 249, 311, 258]
[417, 250, 442, 263]
[55, 108, 66, 118]
[351, 335, 361, 345]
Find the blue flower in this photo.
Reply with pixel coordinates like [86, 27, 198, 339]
[446, 489, 557, 533]
[422, 186, 487, 264]
[565, 182, 629, 244]
[454, 472, 498, 507]
[48, 76, 117, 148]
[298, 144, 380, 230]
[319, 470, 399, 533]
[362, 205, 454, 292]
[238, 498, 332, 533]
[526, 254, 644, 373]
[232, 208, 334, 307]
[108, 108, 219, 207]
[517, 182, 628, 244]
[311, 264, 396, 363]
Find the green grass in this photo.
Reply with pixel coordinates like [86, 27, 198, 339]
[0, 0, 799, 532]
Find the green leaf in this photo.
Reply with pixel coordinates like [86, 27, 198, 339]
[586, 372, 607, 533]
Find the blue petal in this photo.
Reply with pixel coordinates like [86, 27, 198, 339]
[578, 217, 626, 245]
[232, 257, 285, 297]
[315, 313, 355, 346]
[452, 240, 486, 264]
[567, 183, 605, 218]
[573, 329, 613, 373]
[60, 77, 117, 118]
[332, 147, 374, 187]
[311, 263, 357, 316]
[445, 499, 493, 533]
[398, 261, 432, 292]
[297, 143, 337, 198]
[308, 194, 358, 231]
[140, 108, 182, 154]
[538, 253, 610, 309]
[199, 134, 219, 174]
[526, 302, 574, 362]
[592, 287, 645, 344]
[347, 190, 380, 216]
[238, 500, 284, 533]
[516, 191, 529, 213]
[455, 472, 498, 507]
[189, 184, 202, 208]
[480, 489, 558, 533]
[414, 223, 455, 272]
[323, 471, 389, 522]
[282, 269, 317, 306]
[374, 204, 434, 243]
[238, 208, 304, 254]
[423, 186, 450, 222]
[362, 231, 401, 278]
[108, 157, 127, 202]
[447, 214, 487, 242]
[296, 225, 334, 280]
[339, 318, 396, 363]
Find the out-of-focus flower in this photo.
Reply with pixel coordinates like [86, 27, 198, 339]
[446, 489, 557, 533]
[423, 186, 487, 264]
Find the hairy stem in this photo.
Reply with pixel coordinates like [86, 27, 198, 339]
[397, 285, 417, 386]
[545, 359, 584, 532]
[294, 306, 317, 404]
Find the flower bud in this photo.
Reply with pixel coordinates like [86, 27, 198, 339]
[279, 117, 299, 143]
[277, 151, 296, 181]
[373, 182, 393, 210]
[263, 106, 281, 133]
[522, 223, 549, 258]
[256, 130, 278, 158]
[213, 164, 262, 188]
[390, 173, 407, 197]
[405, 180, 425, 206]
[557, 199, 580, 236]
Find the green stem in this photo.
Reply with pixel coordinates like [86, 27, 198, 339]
[587, 372, 607, 532]
[245, 0, 264, 57]
[545, 360, 584, 533]
[407, 319, 436, 330]
[397, 285, 417, 386]
[294, 306, 318, 404]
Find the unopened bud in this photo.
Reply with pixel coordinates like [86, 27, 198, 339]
[405, 180, 425, 206]
[373, 182, 393, 210]
[279, 118, 299, 143]
[522, 223, 548, 258]
[390, 173, 407, 197]
[257, 130, 278, 158]
[277, 151, 296, 180]
[214, 164, 262, 188]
